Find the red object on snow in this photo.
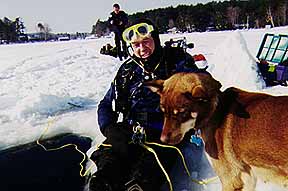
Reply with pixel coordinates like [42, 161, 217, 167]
[193, 54, 206, 61]
[193, 54, 208, 69]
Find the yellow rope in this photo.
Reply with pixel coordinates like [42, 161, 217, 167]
[145, 141, 219, 186]
[37, 113, 218, 186]
[191, 176, 219, 185]
[145, 141, 191, 177]
[100, 143, 112, 147]
[141, 144, 173, 191]
[36, 114, 94, 177]
[98, 139, 219, 188]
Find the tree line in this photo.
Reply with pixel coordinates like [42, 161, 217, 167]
[0, 17, 89, 44]
[1, 0, 287, 43]
[92, 0, 288, 36]
[0, 17, 26, 43]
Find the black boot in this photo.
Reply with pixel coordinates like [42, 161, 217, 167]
[128, 146, 178, 191]
[88, 174, 113, 191]
[124, 178, 144, 191]
[89, 147, 128, 191]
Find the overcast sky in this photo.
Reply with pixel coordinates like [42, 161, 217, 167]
[1, 0, 224, 33]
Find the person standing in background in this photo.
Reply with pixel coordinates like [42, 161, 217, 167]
[108, 3, 128, 61]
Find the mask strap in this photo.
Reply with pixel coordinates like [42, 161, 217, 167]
[126, 45, 134, 57]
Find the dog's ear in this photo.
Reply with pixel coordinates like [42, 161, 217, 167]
[144, 79, 165, 95]
[199, 74, 222, 91]
[213, 79, 222, 91]
[191, 85, 207, 98]
[223, 87, 250, 119]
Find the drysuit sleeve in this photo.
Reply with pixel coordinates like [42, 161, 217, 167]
[97, 83, 118, 135]
[121, 11, 128, 26]
[108, 12, 114, 25]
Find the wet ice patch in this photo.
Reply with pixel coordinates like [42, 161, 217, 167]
[20, 94, 97, 120]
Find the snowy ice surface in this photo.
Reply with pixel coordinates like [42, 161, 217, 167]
[1, 26, 288, 191]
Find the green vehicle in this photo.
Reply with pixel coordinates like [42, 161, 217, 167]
[257, 33, 288, 86]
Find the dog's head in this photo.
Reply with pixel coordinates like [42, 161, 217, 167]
[146, 72, 222, 145]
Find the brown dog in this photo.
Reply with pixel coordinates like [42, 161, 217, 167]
[146, 72, 288, 191]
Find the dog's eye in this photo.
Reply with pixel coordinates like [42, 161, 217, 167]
[201, 98, 209, 102]
[174, 110, 192, 122]
[184, 92, 209, 103]
[196, 98, 209, 103]
[179, 108, 185, 113]
[173, 108, 186, 115]
[173, 109, 179, 115]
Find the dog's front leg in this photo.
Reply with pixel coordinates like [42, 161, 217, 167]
[211, 158, 256, 191]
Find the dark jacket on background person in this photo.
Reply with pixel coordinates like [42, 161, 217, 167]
[108, 10, 128, 35]
[108, 10, 128, 60]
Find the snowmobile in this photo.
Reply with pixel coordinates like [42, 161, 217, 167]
[256, 33, 288, 86]
[100, 43, 118, 58]
[164, 37, 208, 70]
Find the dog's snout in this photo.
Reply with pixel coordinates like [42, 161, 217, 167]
[160, 136, 167, 143]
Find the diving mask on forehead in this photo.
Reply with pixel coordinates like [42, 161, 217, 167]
[122, 23, 154, 43]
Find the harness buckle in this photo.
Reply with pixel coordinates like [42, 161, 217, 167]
[132, 122, 146, 145]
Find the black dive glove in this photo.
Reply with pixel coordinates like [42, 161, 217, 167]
[103, 122, 132, 158]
